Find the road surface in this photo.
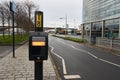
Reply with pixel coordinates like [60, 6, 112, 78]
[49, 36, 120, 80]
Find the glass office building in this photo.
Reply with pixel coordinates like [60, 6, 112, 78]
[83, 0, 120, 22]
[82, 0, 120, 41]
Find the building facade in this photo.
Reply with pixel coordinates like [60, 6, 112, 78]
[82, 0, 120, 39]
[82, 0, 120, 51]
[83, 0, 120, 22]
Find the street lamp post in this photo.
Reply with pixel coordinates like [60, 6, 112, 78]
[60, 15, 67, 37]
[51, 24, 56, 34]
[74, 19, 76, 35]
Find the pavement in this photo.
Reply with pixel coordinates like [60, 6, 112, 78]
[0, 43, 58, 80]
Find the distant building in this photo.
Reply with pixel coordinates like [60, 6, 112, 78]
[5, 28, 25, 34]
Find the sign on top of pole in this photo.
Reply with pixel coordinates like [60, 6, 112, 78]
[35, 11, 43, 32]
[10, 1, 16, 12]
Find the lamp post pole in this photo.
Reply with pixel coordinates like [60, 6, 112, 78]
[60, 15, 68, 37]
[74, 19, 76, 35]
[65, 15, 67, 37]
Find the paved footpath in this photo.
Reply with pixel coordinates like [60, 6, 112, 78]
[0, 43, 57, 80]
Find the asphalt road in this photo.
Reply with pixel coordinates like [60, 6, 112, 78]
[49, 36, 120, 80]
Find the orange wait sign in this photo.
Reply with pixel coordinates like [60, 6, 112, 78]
[32, 41, 45, 46]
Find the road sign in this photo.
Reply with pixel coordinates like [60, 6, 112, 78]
[10, 1, 16, 12]
[35, 11, 43, 31]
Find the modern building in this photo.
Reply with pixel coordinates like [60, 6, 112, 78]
[82, 0, 120, 51]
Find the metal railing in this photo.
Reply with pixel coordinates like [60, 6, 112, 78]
[96, 37, 120, 51]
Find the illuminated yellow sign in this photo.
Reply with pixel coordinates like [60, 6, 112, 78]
[36, 14, 42, 27]
[32, 41, 45, 46]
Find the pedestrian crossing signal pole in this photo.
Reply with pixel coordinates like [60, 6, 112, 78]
[35, 11, 43, 80]
[29, 11, 48, 80]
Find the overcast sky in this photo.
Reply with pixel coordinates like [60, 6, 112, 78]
[2, 0, 83, 28]
[39, 0, 83, 28]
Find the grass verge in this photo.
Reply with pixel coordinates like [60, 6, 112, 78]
[52, 34, 84, 43]
[0, 34, 28, 45]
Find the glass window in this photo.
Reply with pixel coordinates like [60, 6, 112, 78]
[104, 19, 119, 39]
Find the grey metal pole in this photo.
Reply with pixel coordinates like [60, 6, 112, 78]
[74, 19, 76, 35]
[119, 18, 120, 38]
[65, 15, 67, 37]
[102, 20, 105, 38]
[12, 11, 15, 58]
[35, 61, 43, 80]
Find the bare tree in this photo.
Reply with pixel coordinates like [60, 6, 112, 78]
[15, 3, 22, 35]
[0, 4, 6, 38]
[24, 0, 36, 31]
[3, 2, 11, 36]
[15, 2, 28, 35]
[0, 1, 36, 37]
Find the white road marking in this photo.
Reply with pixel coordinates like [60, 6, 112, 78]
[57, 38, 66, 44]
[71, 45, 88, 53]
[50, 46, 67, 74]
[87, 52, 98, 59]
[71, 45, 120, 68]
[64, 75, 81, 79]
[49, 38, 51, 41]
[99, 58, 120, 68]
[113, 54, 120, 57]
[50, 46, 81, 79]
[62, 59, 67, 74]
[51, 47, 63, 59]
